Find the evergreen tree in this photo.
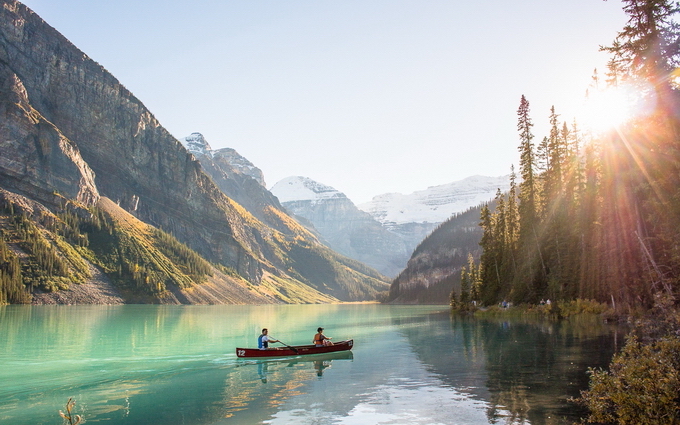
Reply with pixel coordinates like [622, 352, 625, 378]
[603, 0, 680, 305]
[547, 106, 563, 197]
[515, 95, 546, 302]
[0, 236, 29, 304]
[506, 166, 520, 272]
[517, 95, 539, 229]
[492, 188, 514, 301]
[473, 0, 680, 310]
[601, 0, 680, 88]
[459, 265, 470, 306]
[478, 204, 499, 305]
[468, 252, 481, 303]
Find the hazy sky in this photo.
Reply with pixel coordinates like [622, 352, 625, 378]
[20, 1, 627, 204]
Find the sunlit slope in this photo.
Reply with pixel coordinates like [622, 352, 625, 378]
[0, 191, 341, 304]
[96, 197, 338, 304]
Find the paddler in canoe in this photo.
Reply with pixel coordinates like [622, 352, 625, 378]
[313, 327, 333, 347]
[258, 328, 280, 350]
[236, 326, 352, 358]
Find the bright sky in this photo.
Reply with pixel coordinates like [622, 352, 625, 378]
[20, 0, 628, 204]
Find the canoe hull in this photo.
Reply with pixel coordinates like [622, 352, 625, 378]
[236, 339, 353, 358]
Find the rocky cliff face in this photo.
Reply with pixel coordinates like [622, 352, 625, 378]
[271, 176, 411, 277]
[0, 0, 266, 281]
[0, 1, 388, 303]
[0, 64, 98, 208]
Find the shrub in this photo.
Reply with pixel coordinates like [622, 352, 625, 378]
[557, 299, 610, 317]
[577, 334, 680, 424]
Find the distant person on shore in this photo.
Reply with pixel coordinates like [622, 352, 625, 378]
[258, 328, 279, 350]
[313, 327, 333, 347]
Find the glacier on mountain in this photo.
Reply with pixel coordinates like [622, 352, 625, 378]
[271, 176, 346, 203]
[358, 175, 510, 226]
[271, 174, 510, 278]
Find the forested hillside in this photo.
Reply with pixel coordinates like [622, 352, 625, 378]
[464, 4, 680, 420]
[388, 204, 485, 303]
[466, 1, 680, 314]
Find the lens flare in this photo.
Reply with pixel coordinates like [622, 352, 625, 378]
[582, 85, 634, 132]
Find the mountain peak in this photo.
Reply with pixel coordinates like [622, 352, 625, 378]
[180, 133, 266, 186]
[271, 176, 347, 203]
[180, 132, 213, 158]
[213, 147, 266, 186]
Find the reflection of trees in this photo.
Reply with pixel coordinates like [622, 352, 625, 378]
[480, 316, 626, 424]
[397, 313, 627, 425]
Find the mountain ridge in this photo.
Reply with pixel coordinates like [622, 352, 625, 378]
[0, 0, 389, 304]
[271, 176, 411, 277]
[271, 174, 508, 278]
[358, 175, 510, 226]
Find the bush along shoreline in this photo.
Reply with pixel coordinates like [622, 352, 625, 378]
[451, 296, 680, 424]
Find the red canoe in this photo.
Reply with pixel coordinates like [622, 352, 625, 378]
[236, 339, 354, 358]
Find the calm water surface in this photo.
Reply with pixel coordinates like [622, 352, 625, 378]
[0, 305, 626, 425]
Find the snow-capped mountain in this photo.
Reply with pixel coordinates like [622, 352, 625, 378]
[358, 175, 510, 227]
[272, 176, 346, 203]
[272, 174, 510, 278]
[180, 132, 266, 186]
[178, 134, 510, 280]
[181, 132, 214, 158]
[271, 176, 410, 277]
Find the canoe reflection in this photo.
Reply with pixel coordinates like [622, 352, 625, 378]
[252, 350, 354, 382]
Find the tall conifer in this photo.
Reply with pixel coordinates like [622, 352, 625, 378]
[516, 95, 546, 302]
[517, 95, 539, 228]
[478, 204, 499, 304]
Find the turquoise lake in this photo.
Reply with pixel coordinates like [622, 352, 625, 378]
[0, 304, 626, 424]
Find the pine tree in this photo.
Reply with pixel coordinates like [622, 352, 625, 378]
[459, 265, 470, 306]
[467, 252, 481, 303]
[601, 0, 680, 88]
[506, 166, 520, 267]
[515, 95, 546, 302]
[547, 106, 563, 196]
[478, 204, 499, 305]
[602, 0, 680, 306]
[492, 188, 514, 301]
[517, 95, 539, 229]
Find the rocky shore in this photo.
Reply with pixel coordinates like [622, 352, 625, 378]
[31, 264, 125, 305]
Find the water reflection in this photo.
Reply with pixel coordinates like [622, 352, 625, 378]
[396, 313, 627, 425]
[0, 305, 626, 425]
[248, 351, 354, 383]
[217, 351, 355, 423]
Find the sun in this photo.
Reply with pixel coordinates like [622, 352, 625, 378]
[581, 85, 636, 133]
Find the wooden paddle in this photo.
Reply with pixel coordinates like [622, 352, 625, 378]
[274, 339, 299, 354]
